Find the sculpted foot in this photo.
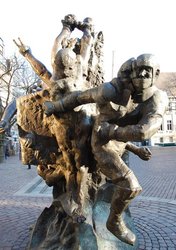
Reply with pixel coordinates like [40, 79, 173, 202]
[106, 215, 136, 246]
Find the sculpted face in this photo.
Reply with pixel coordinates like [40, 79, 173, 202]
[131, 54, 160, 92]
[131, 65, 153, 92]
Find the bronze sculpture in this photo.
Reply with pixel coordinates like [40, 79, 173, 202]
[43, 53, 168, 245]
[13, 14, 100, 222]
[0, 14, 168, 249]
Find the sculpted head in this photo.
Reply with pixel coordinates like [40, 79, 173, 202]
[131, 54, 160, 92]
[54, 48, 77, 78]
[117, 57, 135, 83]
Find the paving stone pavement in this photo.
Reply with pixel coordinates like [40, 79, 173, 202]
[130, 146, 176, 250]
[0, 155, 52, 250]
[0, 146, 176, 249]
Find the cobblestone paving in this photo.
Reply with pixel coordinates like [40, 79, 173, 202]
[0, 156, 52, 250]
[0, 147, 176, 249]
[129, 146, 176, 250]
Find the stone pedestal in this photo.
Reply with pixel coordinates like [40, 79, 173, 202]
[28, 183, 138, 250]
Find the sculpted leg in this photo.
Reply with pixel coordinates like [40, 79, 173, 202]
[107, 170, 142, 245]
[92, 125, 141, 245]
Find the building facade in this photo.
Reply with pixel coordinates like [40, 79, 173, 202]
[149, 96, 176, 146]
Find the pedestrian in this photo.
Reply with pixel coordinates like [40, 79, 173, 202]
[5, 145, 9, 159]
[27, 164, 31, 169]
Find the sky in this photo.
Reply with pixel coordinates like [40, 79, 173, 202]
[1, 0, 176, 81]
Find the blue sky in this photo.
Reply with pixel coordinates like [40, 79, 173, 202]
[1, 0, 176, 80]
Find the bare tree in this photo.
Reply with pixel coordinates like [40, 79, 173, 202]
[12, 55, 40, 98]
[157, 72, 176, 96]
[0, 54, 40, 111]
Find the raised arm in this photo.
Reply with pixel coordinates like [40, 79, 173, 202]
[77, 17, 94, 73]
[13, 38, 52, 86]
[51, 14, 77, 67]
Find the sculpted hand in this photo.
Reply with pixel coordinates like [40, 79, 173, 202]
[77, 17, 94, 33]
[136, 147, 152, 161]
[13, 37, 31, 56]
[97, 122, 118, 145]
[43, 101, 56, 116]
[61, 14, 77, 31]
[43, 100, 65, 116]
[37, 165, 48, 179]
[24, 133, 35, 148]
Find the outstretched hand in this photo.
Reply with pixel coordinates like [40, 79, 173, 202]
[61, 14, 77, 32]
[136, 147, 152, 161]
[13, 37, 31, 56]
[97, 122, 117, 145]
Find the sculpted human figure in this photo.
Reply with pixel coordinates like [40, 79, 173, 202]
[13, 14, 94, 91]
[43, 53, 168, 245]
[0, 12, 169, 247]
[3, 14, 94, 146]
[11, 14, 102, 222]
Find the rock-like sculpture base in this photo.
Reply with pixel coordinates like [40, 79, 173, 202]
[28, 183, 138, 250]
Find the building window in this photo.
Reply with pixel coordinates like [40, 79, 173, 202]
[167, 120, 172, 131]
[168, 101, 176, 111]
[159, 124, 163, 131]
